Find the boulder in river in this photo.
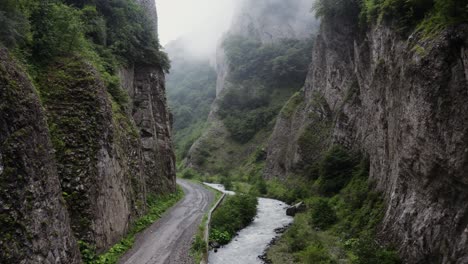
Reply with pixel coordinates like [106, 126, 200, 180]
[286, 202, 306, 216]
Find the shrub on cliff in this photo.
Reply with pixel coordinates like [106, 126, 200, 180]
[317, 145, 357, 195]
[314, 0, 468, 35]
[31, 2, 86, 61]
[0, 0, 29, 49]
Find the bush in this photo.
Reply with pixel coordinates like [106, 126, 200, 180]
[179, 168, 200, 179]
[318, 145, 357, 195]
[209, 229, 231, 245]
[221, 106, 279, 143]
[0, 1, 29, 48]
[313, 0, 360, 20]
[223, 35, 313, 86]
[315, 0, 467, 36]
[280, 213, 316, 253]
[345, 237, 400, 264]
[31, 2, 87, 61]
[298, 243, 336, 264]
[220, 177, 233, 191]
[216, 35, 313, 143]
[309, 198, 337, 229]
[95, 0, 169, 69]
[210, 194, 258, 245]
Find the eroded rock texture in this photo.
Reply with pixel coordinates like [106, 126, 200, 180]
[39, 58, 150, 252]
[122, 65, 176, 195]
[0, 49, 81, 263]
[0, 0, 176, 260]
[265, 14, 468, 263]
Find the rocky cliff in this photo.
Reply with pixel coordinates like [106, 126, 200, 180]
[0, 49, 81, 263]
[121, 65, 176, 196]
[264, 11, 468, 263]
[0, 0, 176, 261]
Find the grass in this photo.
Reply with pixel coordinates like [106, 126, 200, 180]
[83, 187, 184, 264]
[263, 147, 400, 264]
[189, 182, 223, 263]
[281, 91, 304, 117]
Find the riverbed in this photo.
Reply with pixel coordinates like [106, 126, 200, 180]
[204, 183, 293, 264]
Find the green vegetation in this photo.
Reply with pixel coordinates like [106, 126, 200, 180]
[313, 0, 467, 35]
[0, 0, 169, 90]
[191, 215, 209, 263]
[180, 143, 398, 263]
[219, 84, 280, 143]
[309, 198, 337, 229]
[166, 57, 217, 160]
[217, 35, 313, 143]
[281, 91, 304, 117]
[317, 145, 356, 196]
[312, 0, 361, 21]
[190, 184, 223, 263]
[81, 187, 184, 264]
[223, 35, 313, 86]
[264, 146, 400, 264]
[210, 194, 258, 245]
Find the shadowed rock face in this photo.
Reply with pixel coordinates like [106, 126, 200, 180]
[39, 58, 150, 252]
[0, 48, 81, 264]
[264, 13, 468, 263]
[0, 0, 176, 258]
[122, 65, 177, 195]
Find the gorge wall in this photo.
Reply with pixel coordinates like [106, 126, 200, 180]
[0, 0, 176, 262]
[0, 48, 82, 264]
[264, 9, 468, 263]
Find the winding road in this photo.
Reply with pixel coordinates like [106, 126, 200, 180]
[119, 179, 214, 264]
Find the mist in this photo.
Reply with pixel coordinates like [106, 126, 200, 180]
[157, 0, 243, 59]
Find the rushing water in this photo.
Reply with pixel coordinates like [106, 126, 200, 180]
[204, 183, 293, 264]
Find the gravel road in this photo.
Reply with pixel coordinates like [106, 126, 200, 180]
[118, 179, 214, 264]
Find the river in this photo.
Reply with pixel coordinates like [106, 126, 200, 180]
[204, 183, 293, 264]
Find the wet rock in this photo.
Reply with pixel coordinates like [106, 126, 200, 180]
[274, 223, 291, 234]
[286, 202, 306, 216]
[209, 241, 221, 249]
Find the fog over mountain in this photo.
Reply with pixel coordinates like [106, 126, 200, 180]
[157, 0, 242, 58]
[158, 0, 317, 59]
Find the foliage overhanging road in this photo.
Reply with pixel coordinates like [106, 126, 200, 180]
[119, 179, 214, 264]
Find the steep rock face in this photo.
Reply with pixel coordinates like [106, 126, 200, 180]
[0, 49, 81, 263]
[39, 58, 148, 252]
[121, 65, 176, 194]
[0, 0, 175, 259]
[38, 0, 174, 252]
[130, 0, 176, 194]
[264, 91, 332, 179]
[265, 15, 468, 263]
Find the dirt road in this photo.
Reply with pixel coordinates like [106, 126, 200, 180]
[119, 179, 214, 264]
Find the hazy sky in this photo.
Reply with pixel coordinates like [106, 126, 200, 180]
[157, 0, 240, 57]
